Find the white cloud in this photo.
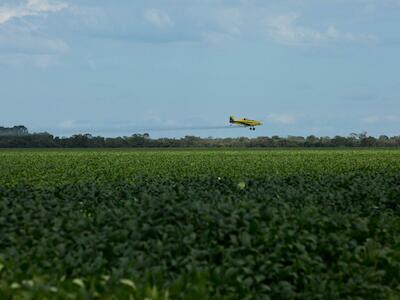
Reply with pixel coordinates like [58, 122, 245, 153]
[0, 0, 68, 24]
[27, 0, 67, 12]
[0, 20, 69, 67]
[264, 13, 376, 45]
[267, 113, 297, 125]
[0, 31, 69, 54]
[214, 8, 242, 36]
[0, 53, 59, 67]
[0, 0, 69, 67]
[363, 115, 400, 124]
[59, 120, 75, 129]
[144, 9, 173, 29]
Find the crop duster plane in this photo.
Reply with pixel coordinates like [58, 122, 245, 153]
[229, 116, 263, 130]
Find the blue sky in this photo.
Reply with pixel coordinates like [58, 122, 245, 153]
[0, 0, 400, 138]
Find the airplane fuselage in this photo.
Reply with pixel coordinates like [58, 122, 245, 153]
[229, 116, 262, 130]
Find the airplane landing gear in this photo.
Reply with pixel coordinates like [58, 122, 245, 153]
[249, 127, 255, 131]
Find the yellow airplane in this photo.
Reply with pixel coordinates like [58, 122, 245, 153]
[229, 116, 263, 131]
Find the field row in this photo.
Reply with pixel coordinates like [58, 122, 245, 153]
[1, 149, 400, 186]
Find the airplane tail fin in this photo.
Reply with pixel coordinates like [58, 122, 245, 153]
[229, 116, 235, 123]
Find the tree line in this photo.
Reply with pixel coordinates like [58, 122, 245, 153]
[0, 125, 29, 136]
[0, 126, 399, 148]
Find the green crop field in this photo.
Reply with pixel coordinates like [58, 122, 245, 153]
[1, 149, 400, 299]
